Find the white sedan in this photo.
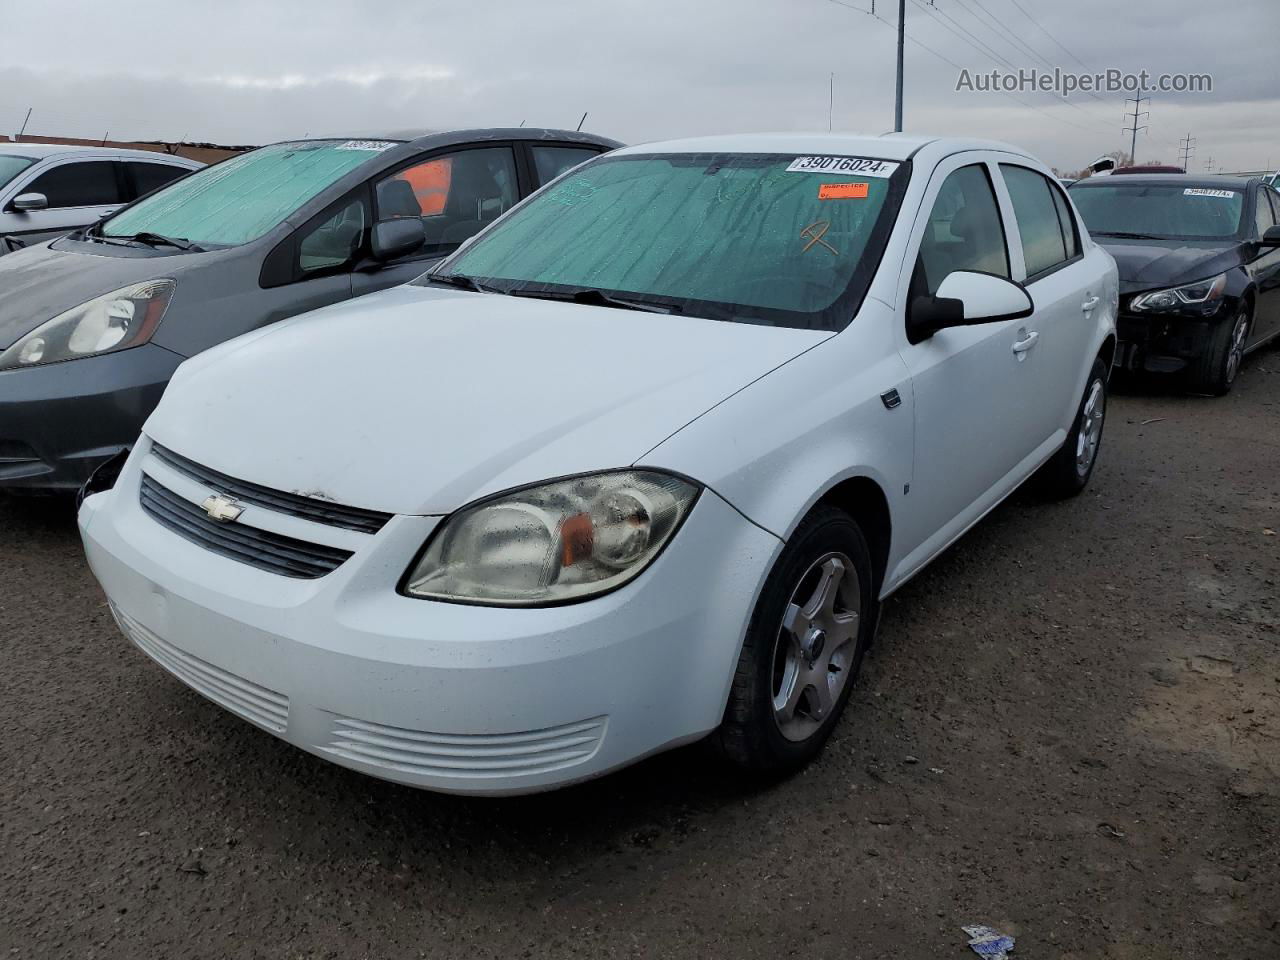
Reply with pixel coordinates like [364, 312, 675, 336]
[79, 134, 1118, 795]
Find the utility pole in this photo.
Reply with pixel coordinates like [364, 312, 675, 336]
[1178, 132, 1196, 170]
[894, 0, 906, 132]
[1122, 96, 1149, 166]
[828, 72, 834, 132]
[1204, 156, 1214, 174]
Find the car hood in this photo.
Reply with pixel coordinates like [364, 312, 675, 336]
[146, 285, 829, 516]
[1095, 238, 1243, 294]
[0, 238, 208, 349]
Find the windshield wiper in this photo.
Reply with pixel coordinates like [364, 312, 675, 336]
[116, 231, 202, 252]
[425, 273, 506, 294]
[1093, 231, 1163, 240]
[511, 287, 679, 314]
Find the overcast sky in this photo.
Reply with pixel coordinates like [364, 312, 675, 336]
[2, 0, 1276, 173]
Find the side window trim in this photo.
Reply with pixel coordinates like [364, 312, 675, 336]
[996, 161, 1084, 284]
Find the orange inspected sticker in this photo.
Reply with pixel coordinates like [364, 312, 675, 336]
[819, 182, 869, 199]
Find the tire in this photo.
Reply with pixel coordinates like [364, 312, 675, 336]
[1188, 304, 1251, 396]
[715, 505, 878, 776]
[1034, 357, 1108, 500]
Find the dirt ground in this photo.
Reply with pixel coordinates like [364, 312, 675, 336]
[1, 358, 1277, 960]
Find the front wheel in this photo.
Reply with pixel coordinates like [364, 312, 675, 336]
[1188, 305, 1251, 396]
[715, 506, 878, 776]
[1034, 357, 1108, 500]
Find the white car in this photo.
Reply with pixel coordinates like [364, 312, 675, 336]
[79, 133, 1118, 795]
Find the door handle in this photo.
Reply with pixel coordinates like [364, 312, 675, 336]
[1081, 295, 1100, 311]
[1011, 331, 1039, 357]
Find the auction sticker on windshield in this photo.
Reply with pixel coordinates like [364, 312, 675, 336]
[819, 182, 870, 199]
[337, 140, 397, 152]
[1184, 188, 1235, 198]
[787, 156, 899, 177]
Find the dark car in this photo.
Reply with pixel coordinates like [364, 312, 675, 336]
[1069, 174, 1280, 394]
[0, 128, 619, 494]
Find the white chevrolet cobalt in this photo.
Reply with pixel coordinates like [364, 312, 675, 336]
[80, 134, 1118, 795]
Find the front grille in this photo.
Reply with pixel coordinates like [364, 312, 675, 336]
[111, 603, 289, 733]
[140, 474, 353, 579]
[322, 715, 607, 781]
[150, 443, 391, 534]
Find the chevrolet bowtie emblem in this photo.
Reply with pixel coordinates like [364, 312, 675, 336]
[202, 494, 244, 523]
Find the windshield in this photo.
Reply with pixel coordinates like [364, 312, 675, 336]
[101, 140, 396, 248]
[1070, 182, 1245, 240]
[0, 155, 37, 190]
[425, 152, 907, 330]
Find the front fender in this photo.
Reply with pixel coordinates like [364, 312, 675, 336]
[639, 306, 913, 579]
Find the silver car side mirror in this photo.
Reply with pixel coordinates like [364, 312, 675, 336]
[11, 192, 49, 212]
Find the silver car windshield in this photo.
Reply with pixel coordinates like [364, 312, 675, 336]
[425, 152, 907, 331]
[101, 140, 395, 248]
[0, 155, 37, 190]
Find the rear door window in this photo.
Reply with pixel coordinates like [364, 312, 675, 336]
[25, 161, 123, 208]
[126, 162, 189, 200]
[1000, 164, 1071, 278]
[375, 146, 518, 256]
[530, 145, 601, 186]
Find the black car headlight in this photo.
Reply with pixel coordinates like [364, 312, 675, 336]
[0, 280, 175, 371]
[402, 470, 700, 606]
[1129, 273, 1226, 313]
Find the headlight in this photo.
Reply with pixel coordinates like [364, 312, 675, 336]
[1129, 273, 1226, 312]
[0, 280, 175, 371]
[403, 470, 700, 605]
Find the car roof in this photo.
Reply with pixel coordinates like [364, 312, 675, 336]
[1071, 173, 1255, 190]
[610, 133, 1036, 163]
[274, 128, 623, 152]
[0, 142, 199, 163]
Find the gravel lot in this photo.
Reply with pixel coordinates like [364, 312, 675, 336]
[2, 359, 1278, 959]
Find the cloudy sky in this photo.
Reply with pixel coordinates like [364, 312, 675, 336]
[2, 0, 1275, 174]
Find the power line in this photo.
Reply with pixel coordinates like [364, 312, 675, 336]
[1001, 0, 1090, 69]
[950, 0, 1058, 73]
[826, 0, 1113, 136]
[919, 0, 1114, 132]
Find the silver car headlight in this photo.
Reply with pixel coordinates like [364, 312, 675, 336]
[1129, 273, 1226, 312]
[0, 279, 175, 371]
[403, 470, 700, 606]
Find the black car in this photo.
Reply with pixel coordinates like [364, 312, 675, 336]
[0, 128, 619, 495]
[1069, 174, 1280, 394]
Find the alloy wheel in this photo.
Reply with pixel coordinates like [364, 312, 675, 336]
[1225, 310, 1249, 384]
[770, 553, 861, 742]
[1075, 378, 1105, 478]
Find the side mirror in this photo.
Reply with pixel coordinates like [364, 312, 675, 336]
[11, 192, 48, 213]
[370, 218, 426, 263]
[1261, 225, 1280, 246]
[908, 271, 1034, 344]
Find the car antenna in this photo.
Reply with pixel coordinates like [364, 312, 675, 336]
[576, 111, 588, 132]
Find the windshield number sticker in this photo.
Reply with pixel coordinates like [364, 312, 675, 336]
[787, 156, 898, 178]
[337, 140, 396, 152]
[1184, 188, 1235, 198]
[819, 182, 869, 199]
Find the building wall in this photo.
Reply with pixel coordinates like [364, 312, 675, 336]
[0, 134, 252, 165]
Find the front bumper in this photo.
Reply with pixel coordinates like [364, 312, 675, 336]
[0, 343, 184, 493]
[1114, 300, 1235, 374]
[79, 444, 781, 795]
